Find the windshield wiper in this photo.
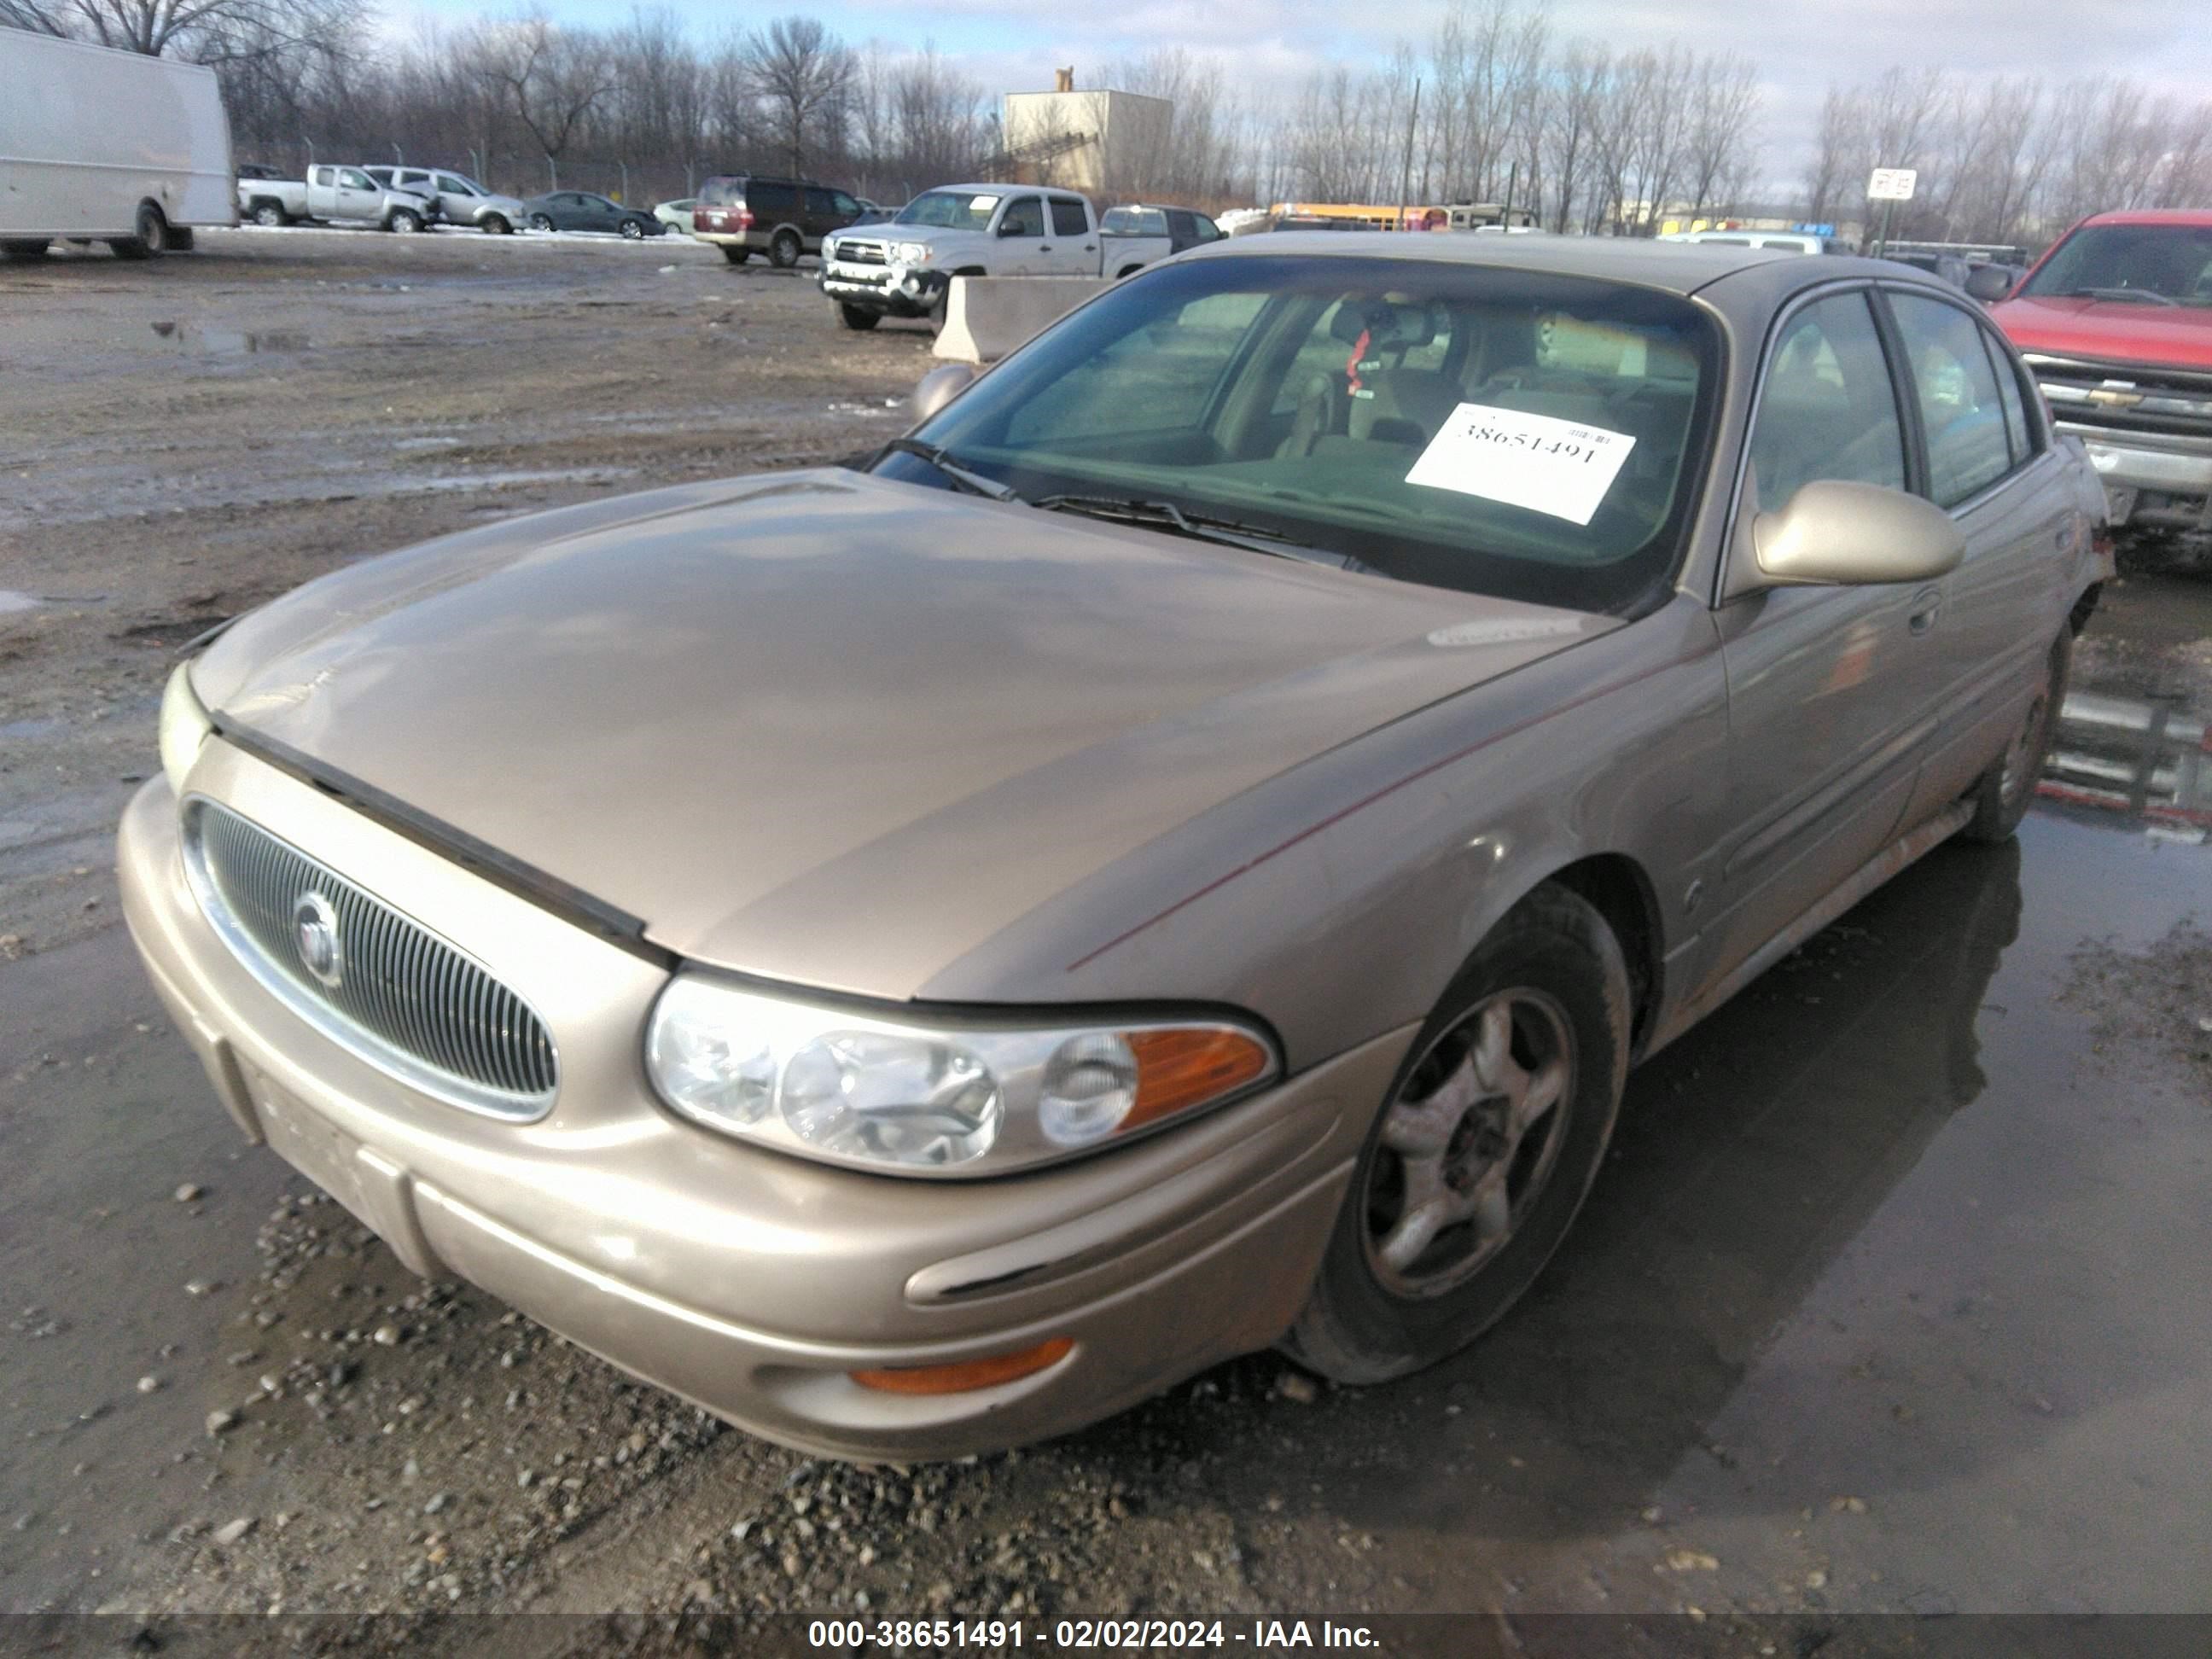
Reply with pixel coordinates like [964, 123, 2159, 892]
[1030, 492, 1378, 573]
[2065, 286, 2180, 306]
[877, 437, 1022, 502]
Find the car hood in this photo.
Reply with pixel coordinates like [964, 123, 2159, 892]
[1990, 294, 2212, 370]
[192, 470, 1615, 999]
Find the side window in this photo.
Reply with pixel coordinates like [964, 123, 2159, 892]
[1193, 214, 1222, 242]
[805, 187, 835, 216]
[998, 197, 1045, 238]
[831, 191, 859, 217]
[1982, 328, 2035, 465]
[754, 183, 795, 216]
[1889, 292, 2013, 508]
[1167, 210, 1196, 242]
[311, 166, 333, 186]
[1271, 300, 1352, 415]
[436, 174, 473, 195]
[1747, 291, 1907, 509]
[1050, 198, 1088, 237]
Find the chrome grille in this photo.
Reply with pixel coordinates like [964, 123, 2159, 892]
[2023, 352, 2212, 439]
[183, 799, 557, 1118]
[836, 239, 888, 265]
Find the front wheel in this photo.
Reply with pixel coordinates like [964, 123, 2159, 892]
[388, 209, 423, 234]
[482, 214, 511, 236]
[530, 213, 555, 233]
[768, 228, 801, 268]
[1959, 632, 2069, 844]
[836, 304, 880, 331]
[1284, 883, 1632, 1384]
[620, 217, 645, 239]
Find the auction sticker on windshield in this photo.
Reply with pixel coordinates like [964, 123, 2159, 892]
[1406, 404, 1636, 526]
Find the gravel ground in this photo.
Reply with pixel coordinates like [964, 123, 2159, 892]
[3, 229, 2209, 1650]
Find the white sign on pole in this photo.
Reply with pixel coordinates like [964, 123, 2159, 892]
[1867, 167, 1918, 201]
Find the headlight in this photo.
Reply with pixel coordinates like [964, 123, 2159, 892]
[158, 659, 212, 795]
[645, 975, 1278, 1177]
[894, 242, 933, 265]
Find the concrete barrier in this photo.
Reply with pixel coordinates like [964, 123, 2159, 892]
[932, 276, 1111, 365]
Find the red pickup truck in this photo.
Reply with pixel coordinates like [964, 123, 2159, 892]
[1981, 209, 2212, 548]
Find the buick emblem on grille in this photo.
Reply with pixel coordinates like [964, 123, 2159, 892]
[292, 890, 344, 988]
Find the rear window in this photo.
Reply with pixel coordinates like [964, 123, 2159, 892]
[1104, 207, 1168, 236]
[701, 178, 746, 207]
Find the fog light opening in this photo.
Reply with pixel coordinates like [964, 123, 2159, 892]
[849, 1336, 1074, 1396]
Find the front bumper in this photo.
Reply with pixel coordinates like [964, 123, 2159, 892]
[2058, 422, 2212, 532]
[117, 743, 1406, 1460]
[819, 261, 945, 317]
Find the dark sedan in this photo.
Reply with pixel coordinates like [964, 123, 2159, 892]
[521, 191, 663, 239]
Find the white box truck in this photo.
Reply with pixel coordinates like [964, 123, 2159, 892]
[0, 31, 236, 262]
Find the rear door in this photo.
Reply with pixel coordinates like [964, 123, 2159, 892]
[1701, 285, 1944, 992]
[1880, 286, 2070, 818]
[992, 195, 1049, 274]
[1044, 196, 1097, 274]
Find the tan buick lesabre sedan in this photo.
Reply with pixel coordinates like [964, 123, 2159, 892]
[121, 236, 2106, 1460]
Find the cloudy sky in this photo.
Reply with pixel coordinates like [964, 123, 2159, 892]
[389, 0, 2212, 183]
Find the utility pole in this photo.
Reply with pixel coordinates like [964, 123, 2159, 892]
[1502, 160, 1517, 230]
[1397, 78, 1421, 231]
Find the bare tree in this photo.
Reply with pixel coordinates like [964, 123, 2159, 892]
[744, 15, 853, 176]
[472, 15, 615, 174]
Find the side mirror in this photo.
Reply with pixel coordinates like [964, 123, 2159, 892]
[1748, 480, 1965, 588]
[995, 220, 1025, 238]
[911, 362, 977, 422]
[1965, 265, 2012, 303]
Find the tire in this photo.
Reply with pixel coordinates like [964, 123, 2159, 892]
[482, 214, 511, 236]
[926, 287, 949, 336]
[768, 228, 801, 268]
[620, 217, 646, 239]
[1284, 882, 1633, 1385]
[111, 201, 166, 260]
[721, 246, 750, 265]
[836, 303, 881, 332]
[1959, 631, 2069, 844]
[252, 201, 288, 228]
[2, 239, 50, 263]
[530, 214, 555, 233]
[388, 209, 423, 235]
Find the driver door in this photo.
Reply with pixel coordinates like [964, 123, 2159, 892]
[1697, 287, 1946, 996]
[993, 196, 1048, 276]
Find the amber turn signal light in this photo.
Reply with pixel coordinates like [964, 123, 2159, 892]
[850, 1337, 1075, 1396]
[1123, 1028, 1272, 1132]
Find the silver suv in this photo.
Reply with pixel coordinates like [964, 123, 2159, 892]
[365, 167, 529, 236]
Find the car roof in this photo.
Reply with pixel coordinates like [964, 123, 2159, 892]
[1179, 230, 1949, 301]
[2078, 208, 2212, 230]
[931, 183, 1083, 198]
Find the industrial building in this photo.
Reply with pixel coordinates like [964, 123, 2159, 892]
[992, 68, 1173, 195]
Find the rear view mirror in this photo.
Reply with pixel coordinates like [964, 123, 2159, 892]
[1965, 265, 2012, 303]
[1750, 480, 1965, 587]
[911, 363, 977, 422]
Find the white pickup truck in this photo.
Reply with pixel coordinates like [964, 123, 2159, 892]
[236, 166, 438, 233]
[818, 186, 1188, 332]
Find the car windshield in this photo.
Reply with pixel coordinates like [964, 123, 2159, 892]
[895, 190, 1001, 230]
[2020, 223, 2212, 306]
[880, 254, 1721, 614]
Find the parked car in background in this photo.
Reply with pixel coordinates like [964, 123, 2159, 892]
[0, 32, 233, 262]
[1656, 229, 1851, 255]
[819, 187, 1177, 331]
[236, 162, 283, 182]
[124, 236, 2099, 1463]
[692, 175, 868, 266]
[237, 166, 436, 233]
[365, 166, 528, 235]
[1981, 209, 2212, 544]
[520, 192, 662, 238]
[1884, 250, 1972, 289]
[653, 198, 700, 236]
[1100, 203, 1225, 268]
